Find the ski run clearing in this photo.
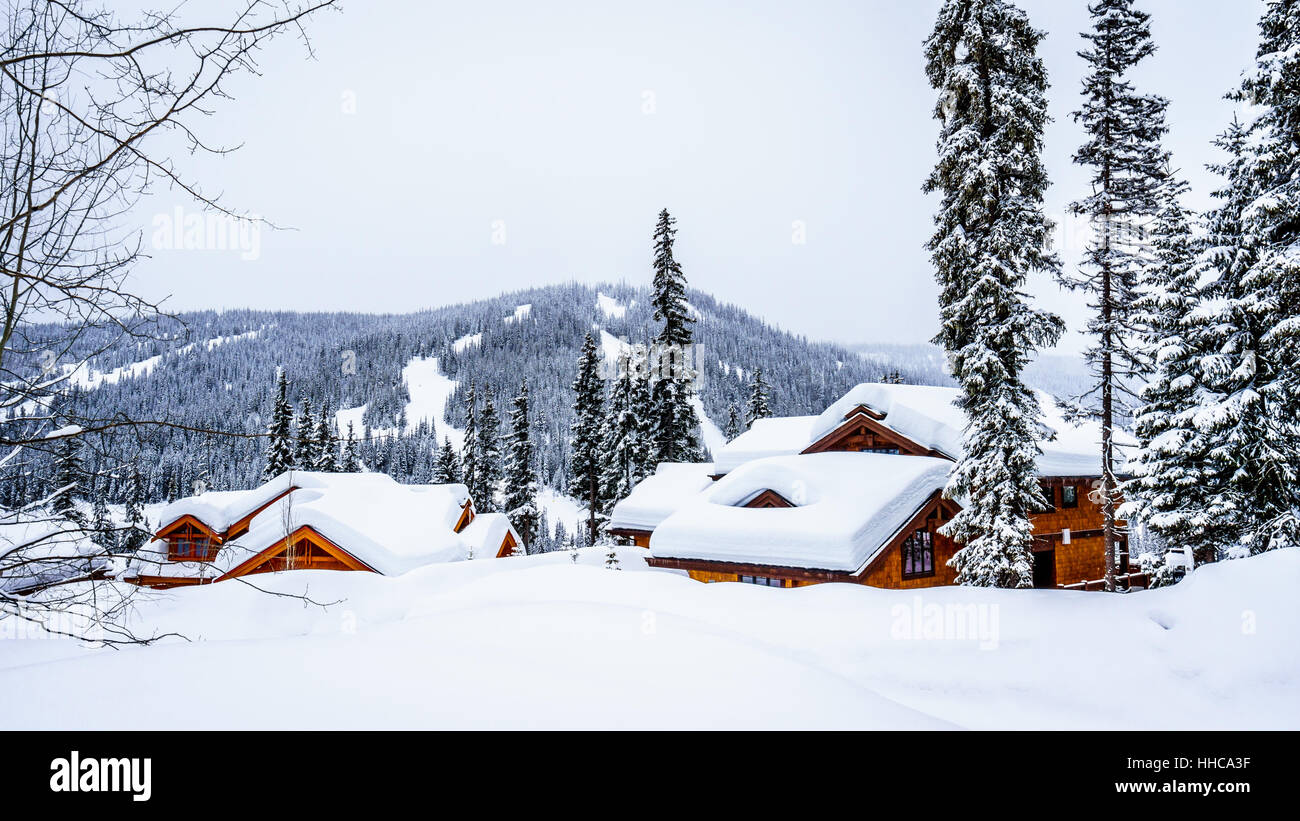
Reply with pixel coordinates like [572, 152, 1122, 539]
[2, 548, 1295, 730]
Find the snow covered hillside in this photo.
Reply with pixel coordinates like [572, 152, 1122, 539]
[2, 548, 1295, 730]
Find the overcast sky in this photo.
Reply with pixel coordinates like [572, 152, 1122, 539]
[133, 0, 1263, 353]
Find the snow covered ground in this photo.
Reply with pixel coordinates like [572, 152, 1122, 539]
[1, 548, 1295, 730]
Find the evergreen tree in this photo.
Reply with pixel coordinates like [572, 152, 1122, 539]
[1189, 1, 1300, 554]
[923, 0, 1065, 587]
[1122, 178, 1224, 568]
[341, 422, 361, 472]
[461, 385, 484, 504]
[745, 367, 772, 428]
[478, 394, 503, 512]
[263, 371, 295, 480]
[1065, 0, 1173, 589]
[600, 350, 653, 508]
[295, 397, 318, 469]
[90, 476, 116, 552]
[51, 436, 84, 523]
[312, 403, 339, 471]
[503, 381, 540, 548]
[724, 404, 743, 441]
[434, 437, 462, 484]
[120, 470, 150, 553]
[569, 332, 606, 542]
[649, 209, 703, 463]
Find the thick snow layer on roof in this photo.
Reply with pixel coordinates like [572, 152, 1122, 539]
[715, 384, 1129, 478]
[651, 452, 951, 572]
[811, 384, 967, 457]
[155, 471, 297, 533]
[608, 463, 716, 531]
[459, 512, 520, 560]
[711, 416, 817, 474]
[144, 472, 475, 578]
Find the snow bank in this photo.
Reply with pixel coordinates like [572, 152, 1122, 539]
[651, 452, 952, 572]
[4, 547, 1294, 729]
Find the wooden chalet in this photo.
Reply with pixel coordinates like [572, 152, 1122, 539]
[127, 471, 519, 589]
[632, 383, 1132, 590]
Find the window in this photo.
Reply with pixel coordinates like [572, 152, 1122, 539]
[862, 446, 901, 455]
[1040, 482, 1057, 512]
[902, 529, 934, 579]
[168, 523, 213, 560]
[738, 574, 786, 588]
[1061, 485, 1078, 508]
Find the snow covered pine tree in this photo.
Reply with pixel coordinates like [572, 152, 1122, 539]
[923, 0, 1065, 588]
[569, 332, 607, 543]
[1188, 0, 1300, 556]
[1066, 0, 1174, 589]
[649, 209, 703, 464]
[503, 380, 541, 550]
[263, 371, 295, 481]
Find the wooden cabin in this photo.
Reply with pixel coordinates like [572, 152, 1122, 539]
[633, 383, 1130, 590]
[127, 471, 519, 589]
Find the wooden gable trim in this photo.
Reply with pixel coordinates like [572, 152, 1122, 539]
[495, 529, 518, 559]
[152, 515, 221, 543]
[801, 412, 952, 460]
[741, 489, 796, 508]
[453, 500, 474, 534]
[851, 491, 957, 580]
[215, 525, 376, 581]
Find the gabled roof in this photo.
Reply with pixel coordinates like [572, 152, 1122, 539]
[607, 462, 716, 532]
[135, 471, 477, 579]
[649, 452, 953, 573]
[711, 417, 817, 475]
[458, 512, 521, 560]
[710, 383, 1131, 478]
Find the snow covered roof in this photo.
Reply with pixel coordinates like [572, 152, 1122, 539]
[711, 417, 817, 474]
[154, 471, 299, 534]
[711, 384, 1130, 478]
[136, 472, 482, 579]
[607, 462, 716, 531]
[459, 512, 521, 560]
[649, 452, 952, 573]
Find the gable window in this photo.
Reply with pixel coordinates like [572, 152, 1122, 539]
[738, 574, 786, 588]
[901, 529, 934, 579]
[1061, 485, 1079, 509]
[167, 523, 215, 561]
[861, 446, 901, 455]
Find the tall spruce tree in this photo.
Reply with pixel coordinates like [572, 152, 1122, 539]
[600, 350, 653, 510]
[924, 0, 1065, 587]
[295, 397, 318, 469]
[1190, 0, 1300, 555]
[51, 435, 84, 522]
[313, 403, 338, 472]
[90, 476, 116, 552]
[1123, 178, 1223, 567]
[263, 371, 294, 481]
[461, 385, 484, 505]
[503, 381, 540, 548]
[569, 333, 606, 542]
[649, 209, 702, 464]
[1066, 0, 1173, 589]
[341, 422, 361, 472]
[121, 469, 150, 553]
[725, 404, 743, 441]
[434, 437, 462, 484]
[478, 395, 503, 512]
[745, 367, 772, 428]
